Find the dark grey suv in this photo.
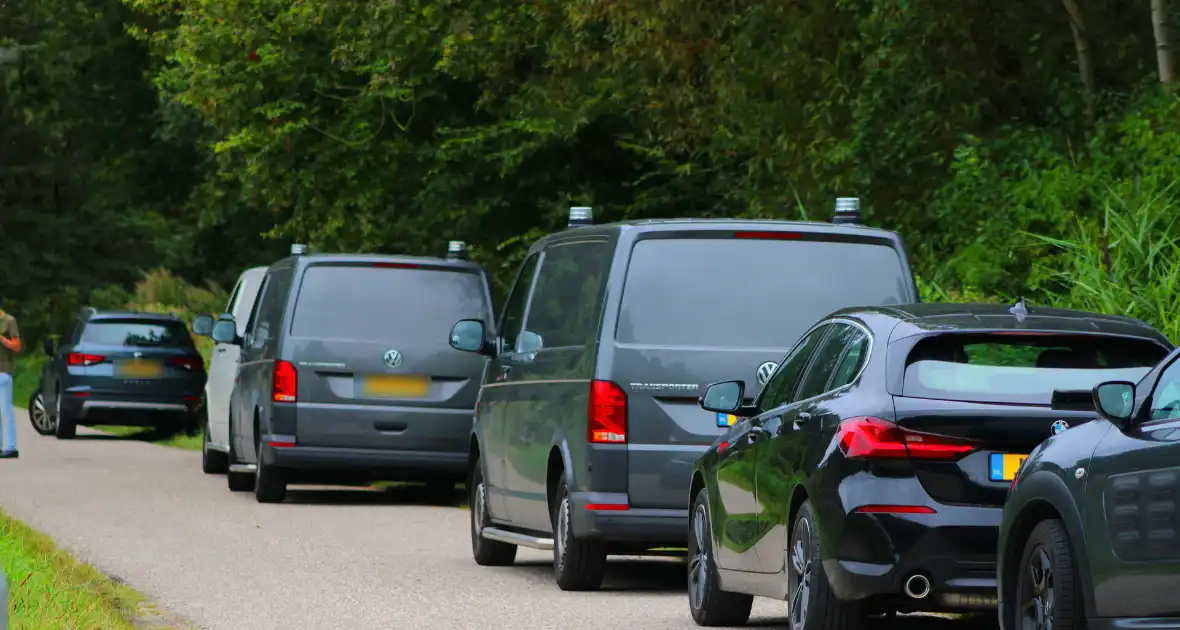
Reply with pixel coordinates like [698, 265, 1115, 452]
[210, 242, 495, 504]
[35, 308, 206, 439]
[449, 200, 919, 591]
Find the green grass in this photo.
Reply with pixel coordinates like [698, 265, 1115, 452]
[0, 509, 140, 630]
[91, 425, 203, 450]
[12, 355, 44, 408]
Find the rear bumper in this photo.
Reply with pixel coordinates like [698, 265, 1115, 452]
[569, 491, 688, 544]
[63, 390, 200, 423]
[260, 436, 467, 480]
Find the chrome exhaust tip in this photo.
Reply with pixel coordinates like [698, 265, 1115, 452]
[903, 574, 932, 599]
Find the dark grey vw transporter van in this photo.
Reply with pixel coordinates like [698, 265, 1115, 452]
[210, 242, 494, 504]
[449, 201, 919, 591]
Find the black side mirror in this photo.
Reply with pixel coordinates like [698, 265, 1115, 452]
[192, 314, 214, 337]
[211, 316, 240, 345]
[42, 338, 54, 356]
[1093, 381, 1136, 426]
[450, 319, 493, 356]
[699, 380, 757, 417]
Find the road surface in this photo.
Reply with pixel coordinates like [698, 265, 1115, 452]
[0, 412, 991, 629]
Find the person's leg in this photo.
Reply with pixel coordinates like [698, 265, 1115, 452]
[0, 373, 15, 452]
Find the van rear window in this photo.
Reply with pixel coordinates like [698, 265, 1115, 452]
[290, 265, 490, 341]
[615, 237, 911, 347]
[902, 333, 1167, 405]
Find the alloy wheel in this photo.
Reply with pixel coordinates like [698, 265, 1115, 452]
[688, 503, 709, 611]
[1020, 546, 1055, 630]
[555, 495, 570, 566]
[31, 393, 54, 433]
[789, 517, 813, 629]
[473, 482, 487, 535]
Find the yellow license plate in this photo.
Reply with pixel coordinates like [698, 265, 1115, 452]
[360, 374, 429, 398]
[989, 453, 1028, 482]
[116, 359, 163, 379]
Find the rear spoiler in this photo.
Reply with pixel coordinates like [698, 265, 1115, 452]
[1050, 389, 1094, 411]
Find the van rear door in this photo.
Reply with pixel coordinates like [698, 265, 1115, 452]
[286, 261, 493, 454]
[612, 230, 915, 509]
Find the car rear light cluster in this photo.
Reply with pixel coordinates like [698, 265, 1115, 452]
[170, 357, 204, 371]
[588, 380, 627, 444]
[67, 353, 106, 366]
[272, 360, 298, 403]
[837, 416, 976, 460]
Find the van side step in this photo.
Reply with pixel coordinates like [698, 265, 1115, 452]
[481, 527, 554, 551]
[228, 464, 257, 474]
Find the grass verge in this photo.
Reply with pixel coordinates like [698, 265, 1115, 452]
[0, 509, 140, 630]
[91, 426, 203, 451]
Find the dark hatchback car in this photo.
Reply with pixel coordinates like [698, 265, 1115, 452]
[999, 343, 1180, 630]
[449, 200, 919, 591]
[35, 308, 207, 439]
[690, 302, 1170, 628]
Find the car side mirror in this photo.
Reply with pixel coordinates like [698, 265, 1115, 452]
[192, 314, 214, 337]
[450, 319, 493, 356]
[211, 316, 240, 345]
[42, 338, 54, 356]
[699, 380, 756, 416]
[517, 330, 543, 355]
[1093, 381, 1136, 426]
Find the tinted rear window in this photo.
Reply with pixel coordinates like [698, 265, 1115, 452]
[81, 320, 194, 348]
[902, 333, 1167, 405]
[615, 237, 911, 347]
[290, 265, 490, 341]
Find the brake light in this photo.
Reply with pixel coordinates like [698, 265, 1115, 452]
[854, 505, 936, 514]
[373, 262, 419, 269]
[67, 353, 105, 366]
[272, 360, 297, 403]
[837, 417, 975, 460]
[170, 357, 204, 371]
[733, 231, 802, 240]
[588, 380, 627, 443]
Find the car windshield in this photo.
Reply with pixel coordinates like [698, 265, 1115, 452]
[902, 333, 1167, 405]
[81, 319, 194, 348]
[616, 236, 911, 347]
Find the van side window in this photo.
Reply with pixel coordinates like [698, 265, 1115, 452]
[796, 324, 865, 401]
[523, 241, 611, 350]
[225, 278, 243, 313]
[248, 268, 291, 354]
[498, 254, 540, 355]
[757, 325, 831, 414]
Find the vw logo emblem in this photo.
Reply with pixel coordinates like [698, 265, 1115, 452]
[756, 361, 779, 386]
[383, 349, 403, 369]
[1050, 420, 1070, 436]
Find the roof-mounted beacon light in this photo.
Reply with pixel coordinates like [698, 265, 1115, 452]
[447, 240, 468, 261]
[291, 243, 308, 255]
[568, 206, 593, 228]
[832, 197, 862, 225]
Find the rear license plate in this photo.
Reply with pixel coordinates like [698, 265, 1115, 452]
[360, 374, 429, 398]
[115, 359, 163, 379]
[989, 453, 1029, 482]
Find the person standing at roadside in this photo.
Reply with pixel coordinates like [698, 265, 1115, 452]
[0, 305, 21, 458]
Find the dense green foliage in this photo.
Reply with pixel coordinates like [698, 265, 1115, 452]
[3, 0, 1180, 343]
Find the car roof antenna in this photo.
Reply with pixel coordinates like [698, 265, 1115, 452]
[1009, 297, 1029, 319]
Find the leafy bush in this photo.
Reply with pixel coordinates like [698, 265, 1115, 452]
[123, 269, 227, 364]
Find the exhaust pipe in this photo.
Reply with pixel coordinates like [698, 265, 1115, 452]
[903, 574, 932, 599]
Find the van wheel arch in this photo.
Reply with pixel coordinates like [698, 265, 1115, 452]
[546, 447, 565, 514]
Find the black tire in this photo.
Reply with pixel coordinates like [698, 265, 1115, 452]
[254, 453, 287, 504]
[469, 461, 517, 566]
[551, 480, 607, 591]
[226, 421, 254, 492]
[688, 488, 754, 626]
[28, 390, 56, 436]
[1014, 519, 1083, 630]
[787, 500, 862, 630]
[182, 410, 202, 437]
[53, 393, 76, 440]
[201, 408, 228, 475]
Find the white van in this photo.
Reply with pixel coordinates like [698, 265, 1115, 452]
[199, 266, 267, 474]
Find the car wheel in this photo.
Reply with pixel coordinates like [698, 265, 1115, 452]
[788, 500, 861, 630]
[1016, 519, 1083, 630]
[226, 419, 254, 492]
[469, 460, 517, 566]
[254, 446, 287, 504]
[28, 390, 56, 436]
[551, 480, 607, 591]
[201, 407, 228, 475]
[53, 392, 76, 440]
[688, 488, 754, 626]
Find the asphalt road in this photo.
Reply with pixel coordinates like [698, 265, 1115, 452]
[0, 412, 994, 630]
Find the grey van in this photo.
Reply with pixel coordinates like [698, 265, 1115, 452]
[210, 242, 495, 504]
[449, 200, 919, 591]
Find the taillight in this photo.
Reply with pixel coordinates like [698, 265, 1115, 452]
[272, 360, 297, 403]
[373, 262, 419, 269]
[588, 380, 627, 444]
[733, 231, 802, 240]
[837, 416, 975, 460]
[170, 357, 204, 371]
[67, 353, 105, 366]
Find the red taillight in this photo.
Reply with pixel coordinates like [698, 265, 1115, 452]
[67, 353, 106, 366]
[588, 380, 627, 444]
[585, 503, 629, 511]
[170, 357, 204, 371]
[272, 360, 297, 403]
[373, 262, 419, 269]
[837, 417, 975, 460]
[733, 231, 802, 240]
[854, 505, 937, 514]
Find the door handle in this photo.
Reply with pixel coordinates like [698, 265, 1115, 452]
[747, 425, 768, 445]
[795, 412, 812, 426]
